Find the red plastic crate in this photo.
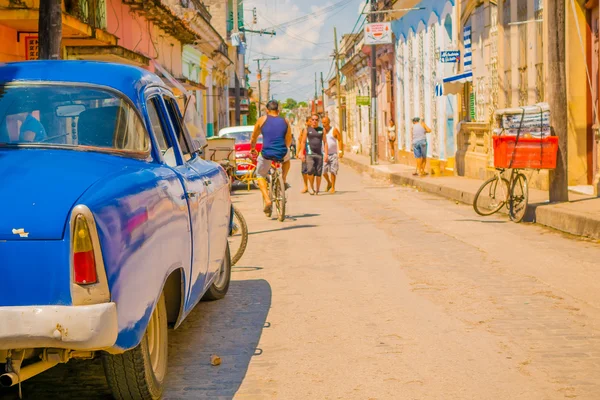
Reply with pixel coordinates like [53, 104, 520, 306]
[493, 135, 558, 169]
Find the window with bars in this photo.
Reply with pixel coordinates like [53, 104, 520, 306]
[535, 0, 544, 102]
[503, 0, 512, 107]
[518, 0, 528, 106]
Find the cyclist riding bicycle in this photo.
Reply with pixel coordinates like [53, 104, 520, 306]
[250, 100, 292, 215]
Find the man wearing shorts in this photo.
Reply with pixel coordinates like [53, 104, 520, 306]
[322, 116, 343, 194]
[299, 116, 311, 193]
[251, 100, 292, 215]
[299, 114, 328, 195]
[411, 117, 431, 176]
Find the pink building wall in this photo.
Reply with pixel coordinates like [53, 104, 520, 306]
[105, 0, 182, 76]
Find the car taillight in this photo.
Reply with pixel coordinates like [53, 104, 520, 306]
[73, 214, 98, 285]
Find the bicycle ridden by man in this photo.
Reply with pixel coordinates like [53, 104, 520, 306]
[250, 100, 292, 215]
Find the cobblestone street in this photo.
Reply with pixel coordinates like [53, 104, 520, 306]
[2, 160, 600, 399]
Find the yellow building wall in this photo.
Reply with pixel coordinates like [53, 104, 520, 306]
[566, 0, 590, 186]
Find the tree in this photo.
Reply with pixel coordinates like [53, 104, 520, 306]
[283, 98, 298, 110]
[247, 103, 257, 125]
[297, 101, 308, 108]
[39, 0, 63, 60]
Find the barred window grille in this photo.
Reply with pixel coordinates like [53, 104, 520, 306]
[503, 0, 512, 107]
[518, 0, 528, 106]
[535, 2, 544, 102]
[489, 4, 499, 121]
[429, 24, 438, 157]
[398, 45, 406, 149]
[409, 35, 415, 125]
[418, 31, 425, 120]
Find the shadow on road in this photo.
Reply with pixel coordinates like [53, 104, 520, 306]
[455, 218, 508, 224]
[164, 279, 271, 399]
[249, 224, 318, 236]
[0, 280, 271, 400]
[287, 213, 320, 220]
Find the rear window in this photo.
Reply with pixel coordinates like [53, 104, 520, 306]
[0, 84, 149, 153]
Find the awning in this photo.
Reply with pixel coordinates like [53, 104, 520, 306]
[441, 71, 473, 95]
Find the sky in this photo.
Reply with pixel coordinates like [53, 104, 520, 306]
[242, 0, 368, 103]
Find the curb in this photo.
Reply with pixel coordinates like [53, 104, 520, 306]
[342, 157, 600, 241]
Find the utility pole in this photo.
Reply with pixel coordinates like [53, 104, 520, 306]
[39, 0, 62, 59]
[320, 72, 325, 115]
[334, 27, 343, 138]
[233, 0, 241, 126]
[369, 0, 378, 165]
[267, 67, 272, 103]
[548, 0, 569, 202]
[257, 60, 262, 120]
[314, 72, 318, 114]
[254, 57, 278, 119]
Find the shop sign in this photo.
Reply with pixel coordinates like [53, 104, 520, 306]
[364, 22, 392, 45]
[440, 50, 460, 63]
[356, 96, 371, 106]
[25, 36, 39, 60]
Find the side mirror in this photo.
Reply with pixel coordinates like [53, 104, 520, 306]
[192, 138, 208, 156]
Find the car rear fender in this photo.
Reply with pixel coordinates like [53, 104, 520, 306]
[104, 266, 186, 354]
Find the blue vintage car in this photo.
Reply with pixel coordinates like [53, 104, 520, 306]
[0, 61, 232, 399]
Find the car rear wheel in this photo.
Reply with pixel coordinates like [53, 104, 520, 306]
[202, 243, 232, 301]
[103, 293, 168, 400]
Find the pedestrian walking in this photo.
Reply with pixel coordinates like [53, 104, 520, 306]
[411, 117, 431, 176]
[299, 114, 328, 195]
[387, 118, 396, 162]
[300, 116, 311, 193]
[322, 116, 343, 194]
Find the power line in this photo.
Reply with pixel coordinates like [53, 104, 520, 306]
[263, 0, 354, 31]
[259, 12, 334, 47]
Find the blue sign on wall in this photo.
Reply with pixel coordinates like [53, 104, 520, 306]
[440, 50, 460, 63]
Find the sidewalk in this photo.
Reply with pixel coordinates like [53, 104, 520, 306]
[342, 153, 600, 240]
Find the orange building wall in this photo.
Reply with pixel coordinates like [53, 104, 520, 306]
[0, 25, 27, 62]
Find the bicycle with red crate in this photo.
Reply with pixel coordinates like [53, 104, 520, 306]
[473, 104, 559, 222]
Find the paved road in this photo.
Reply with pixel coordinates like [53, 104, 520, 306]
[2, 160, 600, 399]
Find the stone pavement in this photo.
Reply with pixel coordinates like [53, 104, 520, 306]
[342, 153, 600, 240]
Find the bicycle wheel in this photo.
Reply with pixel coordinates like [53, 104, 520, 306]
[473, 176, 510, 216]
[509, 172, 529, 223]
[274, 171, 286, 222]
[228, 206, 248, 265]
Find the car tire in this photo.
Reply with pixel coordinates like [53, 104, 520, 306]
[103, 293, 168, 400]
[202, 243, 232, 301]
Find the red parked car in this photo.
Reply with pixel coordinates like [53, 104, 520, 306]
[218, 126, 262, 181]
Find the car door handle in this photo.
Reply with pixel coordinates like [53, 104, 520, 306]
[203, 180, 212, 186]
[187, 191, 199, 198]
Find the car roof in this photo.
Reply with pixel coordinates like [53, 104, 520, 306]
[0, 61, 167, 105]
[218, 126, 255, 135]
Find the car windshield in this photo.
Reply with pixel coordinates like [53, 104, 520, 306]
[220, 130, 262, 143]
[0, 84, 149, 153]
